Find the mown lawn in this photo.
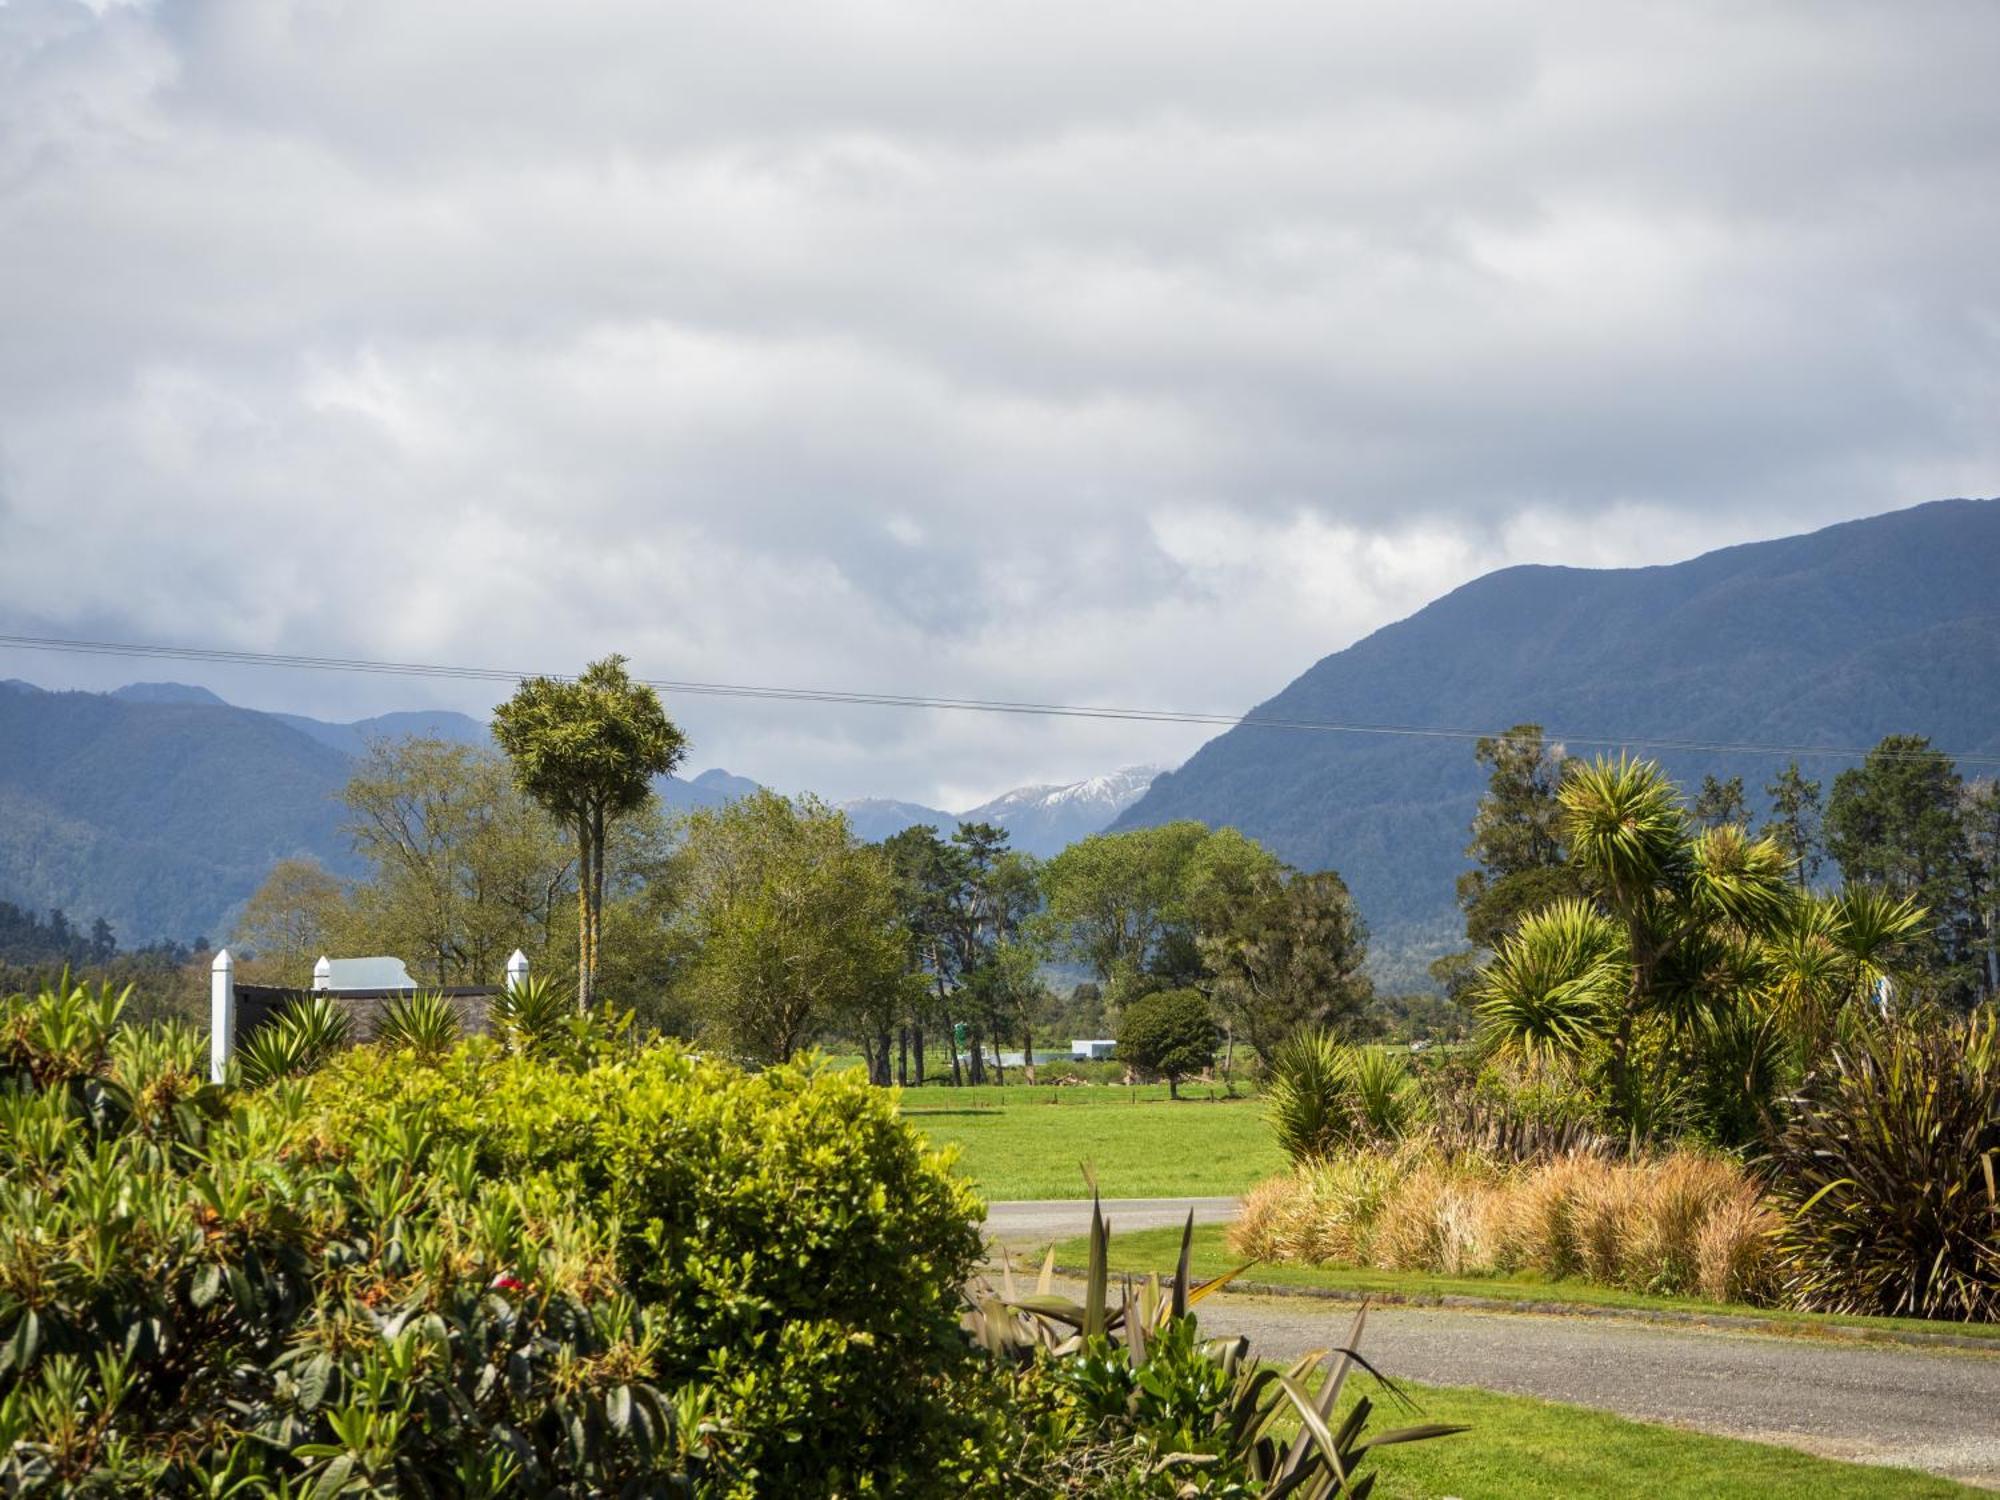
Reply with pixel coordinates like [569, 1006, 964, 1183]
[899, 1082, 1281, 1200]
[1334, 1379, 1976, 1498]
[1051, 1222, 2000, 1345]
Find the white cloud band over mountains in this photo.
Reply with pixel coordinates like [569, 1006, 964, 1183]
[2, 0, 1997, 805]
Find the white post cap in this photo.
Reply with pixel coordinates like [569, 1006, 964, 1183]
[505, 949, 530, 991]
[212, 947, 234, 974]
[313, 955, 332, 990]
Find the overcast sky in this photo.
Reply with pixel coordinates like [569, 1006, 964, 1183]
[2, 0, 1997, 808]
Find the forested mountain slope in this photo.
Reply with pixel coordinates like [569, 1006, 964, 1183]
[1116, 498, 2000, 951]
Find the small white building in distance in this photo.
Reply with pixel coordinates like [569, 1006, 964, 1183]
[1071, 1038, 1117, 1060]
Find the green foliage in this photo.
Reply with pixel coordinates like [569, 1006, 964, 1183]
[1762, 761, 1824, 888]
[1455, 724, 1579, 950]
[493, 655, 687, 1010]
[1266, 1032, 1415, 1165]
[0, 978, 985, 1495]
[1767, 1008, 2000, 1321]
[1825, 735, 1979, 1001]
[235, 993, 354, 1087]
[676, 790, 912, 1065]
[489, 971, 575, 1057]
[1691, 775, 1748, 830]
[1475, 758, 1800, 1140]
[372, 988, 462, 1060]
[1116, 988, 1217, 1097]
[1475, 899, 1628, 1067]
[965, 1200, 1463, 1495]
[1201, 867, 1374, 1062]
[1267, 1029, 1357, 1163]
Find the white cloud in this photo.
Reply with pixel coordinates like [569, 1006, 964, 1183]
[1, 0, 1997, 805]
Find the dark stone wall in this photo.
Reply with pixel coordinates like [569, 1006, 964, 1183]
[234, 985, 497, 1043]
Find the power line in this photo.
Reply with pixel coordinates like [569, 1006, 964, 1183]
[2, 630, 1996, 768]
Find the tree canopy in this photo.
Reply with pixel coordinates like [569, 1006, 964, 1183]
[493, 656, 685, 1009]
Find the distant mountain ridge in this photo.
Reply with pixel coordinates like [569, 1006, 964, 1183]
[0, 680, 1157, 943]
[838, 766, 1163, 856]
[1115, 497, 2000, 963]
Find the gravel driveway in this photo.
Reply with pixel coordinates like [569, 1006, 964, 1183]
[983, 1198, 2000, 1487]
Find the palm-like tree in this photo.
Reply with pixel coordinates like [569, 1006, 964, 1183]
[1477, 757, 1798, 1136]
[1766, 884, 1928, 1051]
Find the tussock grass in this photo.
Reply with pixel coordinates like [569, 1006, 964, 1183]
[1232, 1145, 1780, 1302]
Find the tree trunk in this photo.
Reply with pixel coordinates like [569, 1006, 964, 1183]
[967, 1026, 986, 1084]
[575, 812, 593, 1012]
[1022, 1022, 1036, 1085]
[588, 801, 606, 1012]
[897, 1027, 909, 1086]
[875, 1028, 893, 1085]
[991, 1033, 1005, 1087]
[914, 1025, 927, 1085]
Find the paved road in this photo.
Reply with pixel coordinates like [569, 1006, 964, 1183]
[982, 1195, 1240, 1248]
[985, 1199, 2000, 1487]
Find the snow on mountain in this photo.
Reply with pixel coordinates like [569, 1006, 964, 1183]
[834, 767, 1164, 856]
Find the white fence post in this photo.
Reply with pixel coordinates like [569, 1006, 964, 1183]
[210, 948, 236, 1084]
[313, 955, 332, 991]
[505, 949, 530, 993]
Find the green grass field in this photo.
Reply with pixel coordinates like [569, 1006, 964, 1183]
[1334, 1378, 1975, 1498]
[1050, 1222, 2000, 1345]
[900, 1082, 1282, 1199]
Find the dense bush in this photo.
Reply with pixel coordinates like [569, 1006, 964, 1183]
[1767, 1008, 2000, 1321]
[1266, 1031, 1416, 1163]
[1115, 989, 1216, 1098]
[1232, 1146, 1779, 1304]
[0, 978, 985, 1495]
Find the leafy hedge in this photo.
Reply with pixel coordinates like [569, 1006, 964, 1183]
[0, 979, 985, 1495]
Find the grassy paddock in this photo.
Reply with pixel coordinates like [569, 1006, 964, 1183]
[1050, 1223, 2000, 1345]
[900, 1084, 1281, 1200]
[1334, 1378, 1976, 1498]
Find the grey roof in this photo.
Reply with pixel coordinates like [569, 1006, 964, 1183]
[321, 956, 418, 990]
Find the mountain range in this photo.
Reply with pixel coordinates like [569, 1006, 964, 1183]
[837, 766, 1163, 855]
[1115, 497, 2000, 967]
[0, 680, 1152, 946]
[6, 498, 1995, 974]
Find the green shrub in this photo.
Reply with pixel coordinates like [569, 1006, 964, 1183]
[0, 979, 985, 1495]
[1767, 1008, 2000, 1321]
[1267, 1032, 1414, 1164]
[373, 987, 463, 1059]
[235, 992, 353, 1086]
[1267, 1027, 1358, 1163]
[965, 1199, 1464, 1494]
[1116, 989, 1216, 1098]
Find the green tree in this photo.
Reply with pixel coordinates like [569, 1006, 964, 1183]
[1034, 822, 1281, 1011]
[1962, 779, 2000, 1003]
[340, 737, 574, 986]
[1476, 757, 1795, 1138]
[1034, 822, 1211, 997]
[1454, 724, 1579, 949]
[493, 656, 686, 1009]
[1199, 867, 1372, 1063]
[675, 791, 909, 1067]
[1692, 774, 1748, 830]
[1116, 987, 1217, 1098]
[881, 823, 963, 1084]
[1763, 761, 1824, 890]
[1825, 735, 1973, 998]
[234, 858, 350, 984]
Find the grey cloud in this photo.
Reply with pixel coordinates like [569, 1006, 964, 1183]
[0, 0, 1997, 804]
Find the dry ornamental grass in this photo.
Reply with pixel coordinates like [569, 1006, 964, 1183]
[1231, 1145, 1782, 1304]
